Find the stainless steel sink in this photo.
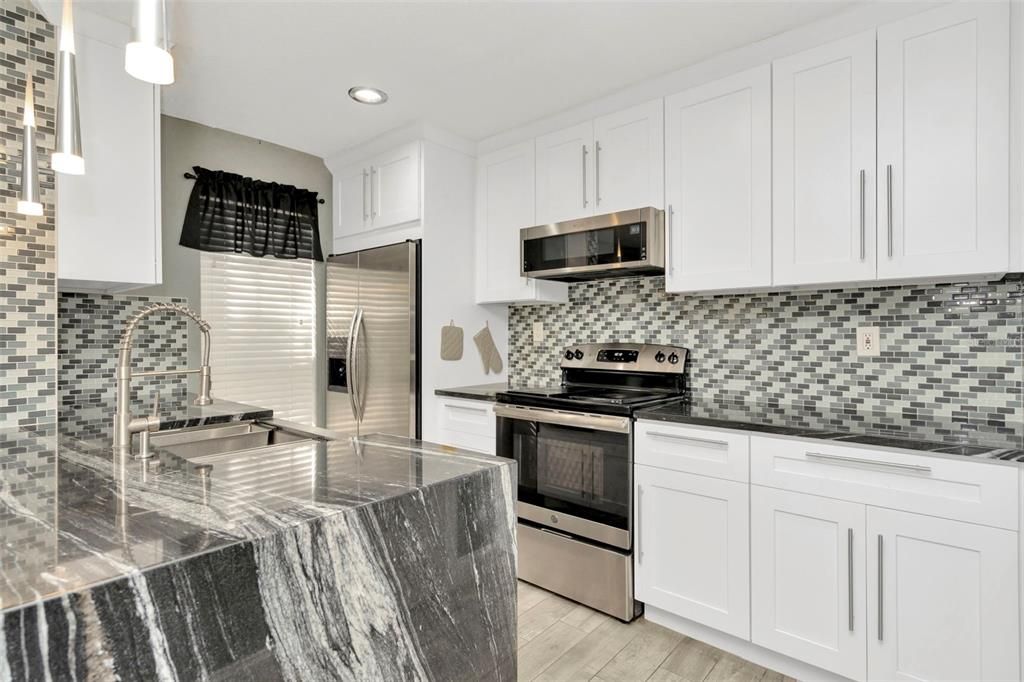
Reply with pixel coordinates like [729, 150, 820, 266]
[150, 421, 315, 461]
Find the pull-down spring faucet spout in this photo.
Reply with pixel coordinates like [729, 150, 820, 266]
[113, 303, 213, 458]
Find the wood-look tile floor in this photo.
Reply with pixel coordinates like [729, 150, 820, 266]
[516, 581, 796, 682]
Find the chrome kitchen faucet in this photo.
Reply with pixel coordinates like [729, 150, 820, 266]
[113, 302, 213, 458]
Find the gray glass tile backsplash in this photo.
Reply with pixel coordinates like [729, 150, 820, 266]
[509, 275, 1023, 433]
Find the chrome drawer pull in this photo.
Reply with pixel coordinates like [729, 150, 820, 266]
[805, 452, 931, 474]
[877, 534, 884, 641]
[647, 431, 728, 448]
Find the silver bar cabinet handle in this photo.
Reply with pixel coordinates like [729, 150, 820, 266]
[370, 166, 377, 219]
[805, 451, 931, 474]
[859, 169, 866, 261]
[582, 144, 589, 208]
[362, 168, 369, 221]
[886, 164, 893, 258]
[595, 141, 602, 206]
[877, 534, 884, 641]
[667, 204, 675, 275]
[636, 483, 644, 564]
[848, 528, 854, 631]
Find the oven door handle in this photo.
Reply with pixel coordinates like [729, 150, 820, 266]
[494, 405, 631, 434]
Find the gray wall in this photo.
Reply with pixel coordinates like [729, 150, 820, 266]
[136, 115, 332, 423]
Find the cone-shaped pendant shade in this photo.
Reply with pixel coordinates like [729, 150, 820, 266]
[53, 0, 83, 175]
[125, 0, 174, 85]
[17, 77, 42, 217]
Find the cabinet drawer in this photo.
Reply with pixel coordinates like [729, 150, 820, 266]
[437, 398, 495, 438]
[635, 421, 750, 482]
[437, 428, 495, 456]
[750, 436, 1018, 530]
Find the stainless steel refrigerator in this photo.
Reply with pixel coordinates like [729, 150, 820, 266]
[326, 241, 420, 439]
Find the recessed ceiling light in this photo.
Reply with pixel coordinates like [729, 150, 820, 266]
[348, 86, 388, 105]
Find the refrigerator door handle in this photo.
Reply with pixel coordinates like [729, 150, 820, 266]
[353, 307, 368, 423]
[346, 309, 360, 421]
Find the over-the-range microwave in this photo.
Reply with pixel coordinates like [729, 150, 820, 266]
[520, 207, 665, 282]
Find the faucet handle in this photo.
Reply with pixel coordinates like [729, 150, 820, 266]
[151, 391, 160, 417]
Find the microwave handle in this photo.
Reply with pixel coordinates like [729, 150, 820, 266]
[494, 404, 630, 434]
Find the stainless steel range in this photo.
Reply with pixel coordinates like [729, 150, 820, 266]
[495, 342, 688, 621]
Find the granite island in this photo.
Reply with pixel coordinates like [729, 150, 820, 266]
[0, 409, 517, 681]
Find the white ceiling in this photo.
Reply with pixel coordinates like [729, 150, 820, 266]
[84, 1, 858, 158]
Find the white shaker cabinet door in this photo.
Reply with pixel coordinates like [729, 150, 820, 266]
[876, 2, 1009, 280]
[369, 141, 421, 230]
[475, 142, 566, 304]
[772, 31, 877, 286]
[535, 121, 595, 225]
[665, 65, 772, 293]
[751, 485, 867, 682]
[592, 99, 664, 215]
[333, 162, 369, 245]
[866, 507, 1019, 682]
[635, 465, 750, 640]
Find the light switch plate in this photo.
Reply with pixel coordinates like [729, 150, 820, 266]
[532, 321, 545, 345]
[856, 326, 881, 357]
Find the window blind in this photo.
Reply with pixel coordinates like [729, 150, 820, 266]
[200, 251, 317, 425]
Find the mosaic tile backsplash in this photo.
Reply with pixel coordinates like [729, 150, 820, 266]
[1, 0, 58, 574]
[58, 293, 190, 432]
[509, 276, 1024, 432]
[1, 1, 56, 430]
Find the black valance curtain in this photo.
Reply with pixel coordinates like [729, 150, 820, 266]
[180, 166, 324, 261]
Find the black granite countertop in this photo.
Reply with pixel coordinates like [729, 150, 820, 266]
[0, 422, 513, 614]
[434, 383, 508, 402]
[636, 399, 1024, 463]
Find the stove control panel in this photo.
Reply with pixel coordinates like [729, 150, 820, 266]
[597, 349, 639, 363]
[560, 343, 688, 374]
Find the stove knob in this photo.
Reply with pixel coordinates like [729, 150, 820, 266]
[654, 351, 666, 363]
[574, 349, 584, 360]
[668, 352, 680, 365]
[564, 350, 574, 361]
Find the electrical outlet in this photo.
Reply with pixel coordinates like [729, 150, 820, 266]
[857, 326, 881, 357]
[532, 321, 545, 346]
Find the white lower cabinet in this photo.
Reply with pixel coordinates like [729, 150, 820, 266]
[750, 485, 867, 681]
[635, 464, 750, 639]
[435, 397, 495, 455]
[866, 507, 1020, 682]
[637, 431, 1020, 682]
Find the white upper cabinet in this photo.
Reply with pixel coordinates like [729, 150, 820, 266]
[866, 507, 1019, 682]
[57, 14, 160, 292]
[592, 100, 664, 214]
[876, 3, 1009, 280]
[772, 31, 877, 286]
[535, 121, 594, 225]
[475, 142, 567, 304]
[331, 141, 421, 250]
[534, 99, 664, 225]
[665, 65, 772, 293]
[372, 141, 421, 229]
[751, 485, 867, 682]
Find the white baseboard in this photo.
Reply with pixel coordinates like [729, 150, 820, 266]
[644, 606, 853, 682]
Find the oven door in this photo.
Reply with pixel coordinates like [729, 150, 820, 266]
[495, 404, 632, 550]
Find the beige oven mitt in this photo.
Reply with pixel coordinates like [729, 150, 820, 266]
[440, 320, 463, 361]
[473, 322, 503, 374]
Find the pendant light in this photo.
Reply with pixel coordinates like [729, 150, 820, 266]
[53, 0, 84, 175]
[125, 0, 174, 85]
[17, 75, 43, 217]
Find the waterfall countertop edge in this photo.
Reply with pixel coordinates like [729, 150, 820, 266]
[0, 420, 515, 615]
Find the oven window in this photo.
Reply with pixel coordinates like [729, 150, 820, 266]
[499, 418, 629, 530]
[524, 223, 646, 272]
